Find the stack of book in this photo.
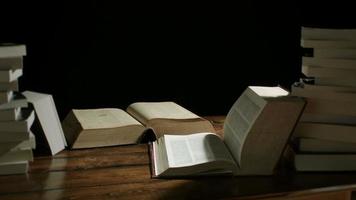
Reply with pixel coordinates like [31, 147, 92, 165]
[290, 27, 356, 171]
[0, 44, 36, 175]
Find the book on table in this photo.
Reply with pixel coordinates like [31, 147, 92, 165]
[62, 101, 215, 149]
[150, 86, 306, 177]
[294, 154, 356, 172]
[0, 69, 22, 83]
[23, 91, 67, 155]
[0, 43, 26, 58]
[297, 138, 356, 153]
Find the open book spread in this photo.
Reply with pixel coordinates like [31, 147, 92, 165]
[152, 133, 238, 177]
[150, 86, 306, 177]
[62, 102, 215, 149]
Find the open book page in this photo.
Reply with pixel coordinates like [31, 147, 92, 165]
[126, 102, 200, 125]
[127, 102, 215, 138]
[223, 88, 266, 164]
[153, 133, 237, 177]
[74, 108, 142, 129]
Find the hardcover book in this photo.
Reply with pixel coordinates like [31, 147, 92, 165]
[150, 86, 306, 177]
[62, 101, 215, 149]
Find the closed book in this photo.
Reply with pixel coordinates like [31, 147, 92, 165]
[0, 132, 35, 155]
[0, 107, 21, 121]
[0, 131, 31, 142]
[0, 110, 34, 132]
[294, 122, 356, 144]
[23, 91, 67, 155]
[292, 83, 356, 102]
[302, 65, 356, 79]
[0, 161, 28, 175]
[0, 147, 33, 163]
[314, 77, 356, 88]
[301, 98, 356, 116]
[301, 39, 356, 48]
[0, 91, 13, 104]
[0, 69, 22, 82]
[0, 92, 27, 110]
[298, 138, 356, 153]
[0, 44, 26, 58]
[0, 80, 18, 92]
[302, 57, 356, 70]
[295, 154, 356, 171]
[302, 27, 356, 41]
[308, 48, 356, 59]
[300, 113, 356, 125]
[0, 57, 23, 70]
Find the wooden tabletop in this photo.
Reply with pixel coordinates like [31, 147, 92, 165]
[1, 116, 356, 200]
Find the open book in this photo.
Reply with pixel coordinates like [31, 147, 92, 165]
[150, 86, 306, 177]
[62, 102, 215, 149]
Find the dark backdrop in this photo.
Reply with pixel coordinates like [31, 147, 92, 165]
[1, 1, 355, 119]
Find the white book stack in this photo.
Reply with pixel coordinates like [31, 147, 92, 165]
[290, 27, 356, 172]
[0, 43, 36, 175]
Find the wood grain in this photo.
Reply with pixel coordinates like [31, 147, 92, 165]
[0, 116, 355, 200]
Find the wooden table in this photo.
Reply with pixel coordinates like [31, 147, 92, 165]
[0, 116, 356, 200]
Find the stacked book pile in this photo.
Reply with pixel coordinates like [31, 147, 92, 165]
[0, 44, 35, 175]
[290, 27, 356, 171]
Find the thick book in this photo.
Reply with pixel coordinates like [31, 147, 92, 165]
[306, 48, 356, 59]
[291, 83, 356, 102]
[301, 98, 356, 116]
[314, 77, 356, 88]
[0, 92, 27, 110]
[0, 91, 13, 104]
[0, 110, 34, 132]
[0, 57, 23, 70]
[23, 91, 67, 155]
[293, 82, 356, 93]
[297, 138, 356, 153]
[0, 161, 28, 175]
[0, 131, 32, 143]
[294, 122, 356, 144]
[300, 113, 356, 125]
[150, 86, 306, 177]
[0, 69, 22, 82]
[0, 107, 21, 121]
[301, 27, 356, 41]
[301, 39, 356, 48]
[294, 154, 356, 171]
[302, 57, 356, 70]
[0, 147, 33, 163]
[0, 44, 26, 58]
[62, 101, 215, 149]
[0, 80, 18, 92]
[302, 65, 356, 79]
[0, 131, 35, 155]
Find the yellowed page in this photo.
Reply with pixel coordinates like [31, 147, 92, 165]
[127, 102, 199, 124]
[74, 108, 141, 129]
[224, 90, 265, 164]
[164, 133, 234, 167]
[224, 86, 289, 164]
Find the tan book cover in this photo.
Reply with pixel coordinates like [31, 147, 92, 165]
[62, 102, 215, 149]
[149, 86, 306, 177]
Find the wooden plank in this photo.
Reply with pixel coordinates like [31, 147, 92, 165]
[38, 144, 148, 159]
[1, 178, 353, 200]
[0, 177, 271, 200]
[29, 151, 149, 173]
[0, 165, 152, 194]
[256, 190, 352, 200]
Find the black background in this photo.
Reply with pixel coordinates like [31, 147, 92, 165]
[1, 1, 356, 119]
